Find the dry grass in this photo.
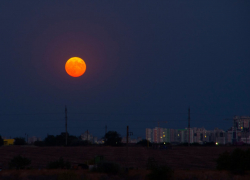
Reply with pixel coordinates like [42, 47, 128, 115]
[1, 169, 250, 180]
[0, 145, 249, 171]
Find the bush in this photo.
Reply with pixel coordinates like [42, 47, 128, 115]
[0, 135, 3, 146]
[147, 165, 174, 180]
[14, 137, 26, 145]
[146, 157, 157, 170]
[137, 139, 152, 147]
[34, 140, 45, 147]
[92, 161, 121, 174]
[9, 155, 31, 169]
[47, 157, 71, 169]
[57, 171, 79, 180]
[216, 148, 250, 175]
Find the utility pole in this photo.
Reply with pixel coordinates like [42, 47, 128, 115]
[126, 126, 133, 172]
[65, 106, 68, 146]
[127, 126, 129, 144]
[188, 107, 190, 146]
[25, 133, 28, 144]
[105, 125, 107, 142]
[87, 129, 89, 141]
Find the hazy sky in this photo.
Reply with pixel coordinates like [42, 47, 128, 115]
[0, 1, 250, 139]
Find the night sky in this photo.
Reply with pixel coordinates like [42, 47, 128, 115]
[0, 1, 250, 140]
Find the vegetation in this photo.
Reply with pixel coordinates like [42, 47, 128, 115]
[137, 139, 152, 147]
[103, 131, 122, 146]
[47, 157, 71, 169]
[14, 137, 26, 145]
[216, 148, 250, 175]
[57, 171, 80, 180]
[43, 133, 79, 146]
[9, 155, 31, 169]
[146, 157, 173, 180]
[0, 135, 3, 146]
[33, 140, 46, 147]
[147, 165, 174, 180]
[92, 161, 121, 174]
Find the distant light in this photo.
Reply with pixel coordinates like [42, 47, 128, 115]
[160, 137, 162, 138]
[164, 142, 166, 144]
[116, 142, 117, 144]
[216, 142, 218, 145]
[163, 135, 165, 137]
[178, 134, 179, 136]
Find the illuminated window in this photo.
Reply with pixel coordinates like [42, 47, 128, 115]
[163, 135, 165, 137]
[160, 137, 162, 138]
[178, 134, 179, 136]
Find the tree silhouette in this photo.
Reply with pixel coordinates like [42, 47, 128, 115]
[14, 137, 26, 145]
[0, 135, 3, 146]
[103, 131, 122, 146]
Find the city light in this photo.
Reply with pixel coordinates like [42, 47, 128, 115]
[216, 142, 218, 145]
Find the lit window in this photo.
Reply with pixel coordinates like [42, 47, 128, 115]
[178, 134, 179, 136]
[160, 137, 162, 138]
[163, 135, 165, 137]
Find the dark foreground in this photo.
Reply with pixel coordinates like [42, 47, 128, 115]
[0, 145, 249, 170]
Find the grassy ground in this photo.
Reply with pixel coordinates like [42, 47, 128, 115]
[1, 169, 250, 180]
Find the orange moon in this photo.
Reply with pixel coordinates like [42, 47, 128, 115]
[65, 57, 86, 77]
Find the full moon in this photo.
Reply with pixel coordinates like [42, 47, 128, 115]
[65, 57, 86, 77]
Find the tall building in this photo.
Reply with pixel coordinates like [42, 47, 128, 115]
[146, 128, 152, 142]
[162, 128, 171, 143]
[234, 116, 250, 131]
[81, 130, 93, 142]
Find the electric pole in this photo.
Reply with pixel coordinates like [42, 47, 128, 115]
[105, 125, 107, 143]
[127, 126, 129, 145]
[188, 107, 190, 146]
[87, 129, 89, 141]
[126, 126, 133, 172]
[65, 106, 68, 146]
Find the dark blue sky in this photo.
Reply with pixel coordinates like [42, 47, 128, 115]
[0, 1, 250, 139]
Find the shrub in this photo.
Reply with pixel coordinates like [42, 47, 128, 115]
[47, 157, 71, 169]
[57, 171, 79, 180]
[34, 140, 45, 147]
[9, 155, 31, 169]
[0, 135, 3, 146]
[146, 157, 157, 170]
[147, 165, 174, 180]
[216, 151, 231, 171]
[14, 137, 26, 145]
[92, 161, 121, 174]
[137, 139, 152, 147]
[216, 148, 250, 175]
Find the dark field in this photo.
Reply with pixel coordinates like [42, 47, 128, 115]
[1, 146, 250, 179]
[0, 145, 249, 170]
